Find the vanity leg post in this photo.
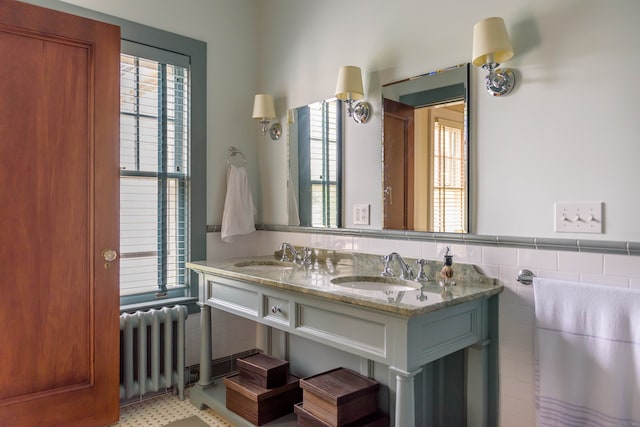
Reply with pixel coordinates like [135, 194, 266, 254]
[190, 303, 214, 410]
[467, 340, 489, 427]
[197, 303, 213, 387]
[467, 295, 499, 427]
[389, 367, 422, 427]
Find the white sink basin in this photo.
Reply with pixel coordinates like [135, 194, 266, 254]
[330, 276, 420, 291]
[233, 260, 295, 270]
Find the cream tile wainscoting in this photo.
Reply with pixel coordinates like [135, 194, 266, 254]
[193, 230, 640, 427]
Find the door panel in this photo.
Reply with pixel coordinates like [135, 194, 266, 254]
[0, 1, 120, 425]
[383, 98, 414, 230]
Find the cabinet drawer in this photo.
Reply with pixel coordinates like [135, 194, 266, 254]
[296, 303, 387, 357]
[263, 294, 290, 325]
[208, 279, 259, 318]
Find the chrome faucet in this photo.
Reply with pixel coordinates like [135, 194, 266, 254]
[280, 242, 299, 263]
[381, 252, 415, 280]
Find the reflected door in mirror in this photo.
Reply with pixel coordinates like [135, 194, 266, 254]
[383, 98, 414, 229]
[384, 100, 466, 232]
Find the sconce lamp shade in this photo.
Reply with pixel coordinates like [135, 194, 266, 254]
[472, 17, 513, 67]
[252, 94, 276, 120]
[335, 66, 365, 101]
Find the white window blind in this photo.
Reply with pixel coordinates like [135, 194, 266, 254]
[433, 118, 466, 233]
[309, 100, 339, 227]
[119, 49, 190, 296]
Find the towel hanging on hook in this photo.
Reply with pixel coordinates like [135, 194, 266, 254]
[221, 146, 255, 242]
[227, 146, 246, 167]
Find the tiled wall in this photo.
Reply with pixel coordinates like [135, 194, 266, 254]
[203, 230, 640, 427]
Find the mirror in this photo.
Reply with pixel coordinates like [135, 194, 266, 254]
[288, 99, 343, 228]
[382, 63, 469, 233]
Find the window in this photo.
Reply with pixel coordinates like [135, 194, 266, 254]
[119, 46, 190, 297]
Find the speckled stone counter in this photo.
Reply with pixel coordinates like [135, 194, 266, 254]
[187, 250, 502, 317]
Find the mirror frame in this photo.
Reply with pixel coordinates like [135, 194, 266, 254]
[381, 63, 471, 234]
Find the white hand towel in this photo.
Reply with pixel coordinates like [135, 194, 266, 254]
[221, 164, 256, 242]
[534, 278, 640, 427]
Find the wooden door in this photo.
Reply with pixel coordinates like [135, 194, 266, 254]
[0, 1, 120, 425]
[383, 98, 414, 230]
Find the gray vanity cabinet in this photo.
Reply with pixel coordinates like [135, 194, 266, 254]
[189, 266, 499, 427]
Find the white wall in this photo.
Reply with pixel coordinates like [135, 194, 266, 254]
[49, 0, 640, 242]
[59, 0, 260, 227]
[256, 0, 640, 242]
[53, 0, 640, 240]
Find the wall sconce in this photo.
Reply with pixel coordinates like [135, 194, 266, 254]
[335, 66, 370, 124]
[252, 94, 282, 140]
[472, 17, 515, 97]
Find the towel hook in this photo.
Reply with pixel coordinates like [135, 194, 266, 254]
[517, 269, 535, 285]
[227, 146, 246, 166]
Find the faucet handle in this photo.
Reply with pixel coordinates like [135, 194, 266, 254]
[415, 259, 429, 282]
[381, 255, 393, 277]
[301, 247, 313, 265]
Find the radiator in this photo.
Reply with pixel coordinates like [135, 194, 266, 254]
[119, 305, 188, 401]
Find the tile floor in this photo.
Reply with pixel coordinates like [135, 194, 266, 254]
[110, 387, 234, 427]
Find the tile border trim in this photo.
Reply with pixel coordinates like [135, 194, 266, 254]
[206, 224, 640, 257]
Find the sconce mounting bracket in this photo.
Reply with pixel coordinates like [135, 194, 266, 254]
[485, 67, 515, 97]
[269, 122, 282, 140]
[352, 101, 370, 124]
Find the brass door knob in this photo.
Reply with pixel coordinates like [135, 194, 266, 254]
[102, 248, 118, 262]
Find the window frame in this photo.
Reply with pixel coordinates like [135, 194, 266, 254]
[119, 46, 190, 299]
[28, 0, 207, 313]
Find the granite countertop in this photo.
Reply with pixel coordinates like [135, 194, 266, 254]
[187, 250, 503, 317]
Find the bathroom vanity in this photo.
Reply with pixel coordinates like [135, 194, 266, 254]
[188, 250, 502, 426]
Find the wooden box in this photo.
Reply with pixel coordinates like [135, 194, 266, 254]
[224, 373, 302, 426]
[294, 403, 389, 427]
[299, 368, 380, 426]
[238, 353, 289, 389]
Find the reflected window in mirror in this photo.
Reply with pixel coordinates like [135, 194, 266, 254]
[433, 111, 466, 232]
[291, 99, 343, 227]
[382, 63, 469, 233]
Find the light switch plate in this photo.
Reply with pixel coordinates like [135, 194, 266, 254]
[353, 204, 370, 225]
[554, 202, 603, 233]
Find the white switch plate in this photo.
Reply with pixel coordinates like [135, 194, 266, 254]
[554, 202, 603, 233]
[353, 204, 370, 225]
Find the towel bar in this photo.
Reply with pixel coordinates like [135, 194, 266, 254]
[517, 269, 535, 285]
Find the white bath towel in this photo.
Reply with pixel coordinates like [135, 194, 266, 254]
[533, 278, 640, 427]
[221, 164, 256, 242]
